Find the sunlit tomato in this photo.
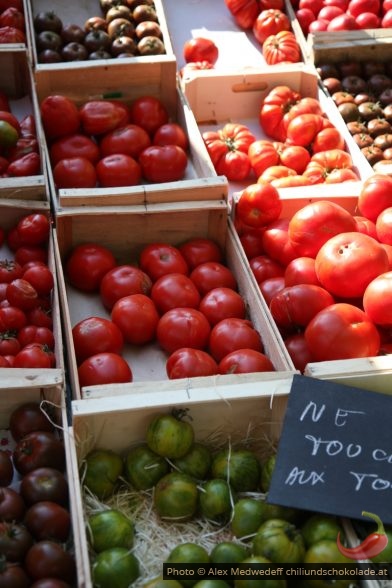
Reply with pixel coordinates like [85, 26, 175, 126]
[303, 149, 354, 184]
[49, 134, 100, 166]
[139, 243, 188, 281]
[249, 255, 284, 283]
[151, 273, 201, 314]
[183, 37, 219, 65]
[100, 124, 151, 159]
[0, 259, 23, 283]
[6, 278, 38, 311]
[376, 206, 392, 245]
[288, 200, 357, 258]
[248, 139, 280, 177]
[253, 9, 291, 44]
[318, 4, 345, 19]
[296, 7, 316, 34]
[129, 96, 169, 136]
[179, 238, 223, 269]
[363, 271, 392, 326]
[153, 123, 189, 150]
[311, 127, 345, 153]
[78, 352, 132, 387]
[209, 318, 263, 361]
[354, 215, 378, 239]
[79, 100, 130, 136]
[190, 261, 237, 295]
[139, 144, 188, 182]
[66, 243, 116, 292]
[53, 157, 97, 189]
[72, 316, 124, 363]
[286, 113, 325, 148]
[270, 284, 335, 329]
[258, 276, 286, 305]
[239, 228, 265, 259]
[180, 60, 215, 77]
[100, 265, 152, 310]
[199, 287, 246, 325]
[381, 243, 392, 269]
[236, 182, 282, 228]
[157, 307, 211, 353]
[358, 174, 392, 222]
[202, 123, 255, 181]
[259, 85, 302, 142]
[304, 303, 380, 361]
[315, 232, 389, 298]
[96, 154, 141, 187]
[166, 347, 218, 379]
[13, 343, 53, 368]
[284, 332, 314, 372]
[284, 256, 321, 286]
[262, 218, 298, 266]
[279, 145, 311, 174]
[0, 306, 27, 331]
[219, 348, 274, 374]
[111, 293, 159, 344]
[40, 95, 80, 140]
[224, 0, 260, 29]
[18, 326, 55, 350]
[262, 30, 301, 65]
[22, 265, 54, 297]
[17, 213, 50, 247]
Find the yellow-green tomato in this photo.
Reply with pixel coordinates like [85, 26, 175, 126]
[146, 413, 194, 459]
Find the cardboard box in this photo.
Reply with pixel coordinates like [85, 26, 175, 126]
[54, 200, 295, 400]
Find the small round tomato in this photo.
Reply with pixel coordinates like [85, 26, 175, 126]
[6, 278, 38, 311]
[27, 305, 53, 329]
[49, 134, 101, 165]
[199, 287, 246, 325]
[236, 182, 282, 228]
[17, 213, 50, 247]
[111, 293, 159, 344]
[363, 271, 392, 327]
[40, 95, 80, 140]
[151, 273, 201, 314]
[13, 343, 53, 368]
[96, 154, 141, 187]
[139, 144, 188, 183]
[166, 347, 218, 379]
[139, 243, 188, 281]
[269, 284, 335, 329]
[22, 264, 54, 296]
[18, 326, 55, 350]
[129, 95, 169, 136]
[78, 352, 132, 387]
[53, 157, 97, 189]
[100, 124, 151, 159]
[66, 243, 116, 292]
[219, 348, 274, 374]
[72, 316, 124, 363]
[179, 238, 223, 269]
[100, 265, 152, 310]
[190, 261, 237, 295]
[156, 307, 211, 353]
[183, 37, 219, 65]
[209, 318, 263, 362]
[153, 123, 188, 150]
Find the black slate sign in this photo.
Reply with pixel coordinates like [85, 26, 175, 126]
[268, 374, 392, 523]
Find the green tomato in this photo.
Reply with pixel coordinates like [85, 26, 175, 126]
[147, 413, 194, 459]
[92, 547, 139, 588]
[124, 444, 169, 490]
[211, 448, 261, 492]
[301, 514, 344, 548]
[88, 509, 134, 552]
[199, 478, 233, 522]
[83, 449, 123, 499]
[252, 518, 306, 564]
[173, 442, 212, 480]
[210, 541, 248, 563]
[234, 556, 286, 588]
[154, 471, 198, 520]
[0, 120, 18, 149]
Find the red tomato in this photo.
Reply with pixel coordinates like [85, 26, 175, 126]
[7, 153, 41, 177]
[139, 243, 188, 281]
[190, 261, 237, 295]
[0, 25, 26, 43]
[153, 123, 188, 150]
[356, 12, 380, 27]
[262, 31, 301, 65]
[284, 332, 314, 372]
[0, 259, 23, 283]
[259, 165, 297, 184]
[6, 278, 38, 311]
[23, 265, 54, 297]
[0, 7, 25, 31]
[0, 334, 21, 356]
[382, 8, 392, 25]
[49, 134, 101, 165]
[40, 95, 80, 140]
[199, 287, 246, 325]
[284, 256, 321, 286]
[65, 243, 116, 292]
[239, 228, 266, 259]
[79, 100, 130, 136]
[13, 343, 53, 368]
[381, 243, 392, 268]
[72, 316, 124, 363]
[14, 245, 48, 267]
[259, 85, 302, 142]
[315, 232, 389, 298]
[354, 215, 378, 240]
[151, 273, 201, 314]
[249, 255, 284, 283]
[0, 306, 27, 331]
[78, 352, 132, 387]
[157, 307, 211, 353]
[295, 7, 316, 35]
[327, 13, 358, 29]
[16, 214, 49, 247]
[253, 9, 291, 45]
[96, 154, 141, 187]
[311, 127, 345, 153]
[139, 145, 188, 183]
[376, 206, 392, 245]
[288, 200, 357, 258]
[53, 157, 97, 189]
[358, 174, 392, 222]
[304, 303, 380, 361]
[27, 306, 53, 330]
[363, 272, 392, 326]
[262, 217, 298, 266]
[348, 0, 379, 15]
[99, 124, 151, 159]
[0, 110, 20, 133]
[179, 238, 223, 269]
[17, 326, 55, 350]
[258, 276, 286, 305]
[183, 37, 219, 65]
[209, 318, 263, 362]
[286, 113, 325, 148]
[318, 4, 344, 20]
[166, 347, 218, 379]
[202, 123, 255, 181]
[280, 145, 311, 174]
[224, 0, 260, 29]
[219, 348, 274, 374]
[236, 182, 282, 228]
[129, 96, 169, 136]
[269, 284, 335, 329]
[248, 139, 280, 177]
[111, 293, 159, 344]
[99, 265, 152, 310]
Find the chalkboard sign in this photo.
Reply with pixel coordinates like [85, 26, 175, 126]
[268, 374, 392, 524]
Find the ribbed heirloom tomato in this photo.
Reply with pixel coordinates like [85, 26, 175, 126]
[202, 123, 256, 181]
[253, 9, 291, 44]
[224, 0, 260, 29]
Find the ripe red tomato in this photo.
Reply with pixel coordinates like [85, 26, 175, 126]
[49, 134, 101, 165]
[13, 343, 54, 368]
[284, 256, 321, 286]
[0, 306, 27, 331]
[209, 318, 263, 362]
[179, 238, 223, 269]
[139, 243, 188, 281]
[111, 293, 159, 344]
[96, 154, 141, 187]
[236, 182, 282, 229]
[151, 273, 201, 314]
[363, 271, 392, 326]
[166, 347, 218, 379]
[258, 276, 286, 305]
[355, 215, 378, 240]
[259, 85, 302, 142]
[53, 157, 97, 189]
[262, 218, 298, 266]
[66, 243, 116, 292]
[129, 96, 169, 136]
[0, 259, 23, 283]
[6, 278, 38, 310]
[190, 261, 237, 295]
[249, 255, 284, 284]
[279, 145, 311, 174]
[14, 245, 48, 266]
[202, 123, 255, 181]
[199, 287, 246, 325]
[0, 334, 20, 356]
[269, 284, 335, 329]
[327, 13, 358, 29]
[79, 100, 130, 136]
[153, 123, 188, 150]
[262, 31, 301, 65]
[219, 348, 274, 374]
[358, 174, 392, 222]
[248, 139, 280, 177]
[22, 264, 54, 296]
[286, 113, 325, 148]
[311, 127, 345, 153]
[156, 307, 211, 353]
[238, 227, 265, 259]
[72, 316, 124, 363]
[376, 206, 392, 245]
[100, 265, 152, 310]
[78, 352, 132, 387]
[253, 9, 291, 45]
[139, 144, 188, 183]
[18, 326, 55, 350]
[284, 332, 314, 372]
[304, 303, 380, 361]
[348, 0, 380, 16]
[183, 37, 219, 65]
[315, 232, 389, 298]
[100, 124, 151, 159]
[382, 8, 392, 26]
[17, 213, 50, 247]
[40, 95, 80, 140]
[224, 0, 260, 29]
[27, 305, 53, 330]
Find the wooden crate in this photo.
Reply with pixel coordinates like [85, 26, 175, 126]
[0, 0, 30, 51]
[307, 30, 392, 67]
[0, 199, 64, 391]
[68, 383, 291, 586]
[0, 48, 49, 201]
[181, 63, 373, 203]
[53, 200, 295, 400]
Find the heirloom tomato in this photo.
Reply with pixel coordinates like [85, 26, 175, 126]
[78, 352, 132, 387]
[156, 307, 211, 353]
[262, 31, 301, 65]
[72, 316, 124, 363]
[13, 431, 65, 475]
[358, 173, 392, 222]
[190, 261, 237, 295]
[100, 265, 152, 310]
[9, 401, 54, 441]
[24, 540, 75, 583]
[224, 0, 260, 29]
[199, 286, 246, 325]
[79, 99, 130, 136]
[259, 85, 302, 141]
[20, 467, 68, 507]
[40, 95, 80, 140]
[363, 271, 392, 326]
[312, 127, 345, 153]
[139, 144, 188, 182]
[286, 113, 325, 147]
[183, 37, 219, 65]
[24, 501, 71, 542]
[129, 96, 169, 136]
[248, 139, 280, 177]
[236, 182, 282, 228]
[111, 294, 159, 344]
[66, 243, 116, 292]
[279, 145, 311, 174]
[209, 317, 263, 361]
[202, 123, 255, 181]
[269, 284, 335, 329]
[253, 9, 291, 45]
[166, 347, 218, 379]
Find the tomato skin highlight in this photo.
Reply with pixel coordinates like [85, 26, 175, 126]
[78, 352, 132, 387]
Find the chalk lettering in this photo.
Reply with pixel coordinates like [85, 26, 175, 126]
[285, 466, 325, 486]
[334, 408, 366, 427]
[299, 401, 325, 423]
[372, 449, 392, 463]
[305, 435, 362, 458]
[350, 472, 392, 491]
